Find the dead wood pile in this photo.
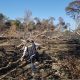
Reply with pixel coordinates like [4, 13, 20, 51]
[0, 31, 80, 80]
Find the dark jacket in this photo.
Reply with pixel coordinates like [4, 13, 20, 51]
[27, 43, 37, 57]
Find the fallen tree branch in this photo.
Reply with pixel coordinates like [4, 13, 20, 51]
[0, 60, 27, 80]
[0, 59, 20, 75]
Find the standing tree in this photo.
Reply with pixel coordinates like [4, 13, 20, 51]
[48, 17, 55, 31]
[24, 10, 32, 27]
[28, 21, 36, 31]
[23, 10, 33, 39]
[65, 0, 80, 28]
[0, 13, 8, 31]
[48, 16, 55, 25]
[0, 13, 5, 22]
[34, 17, 42, 31]
[56, 17, 66, 32]
[34, 17, 41, 24]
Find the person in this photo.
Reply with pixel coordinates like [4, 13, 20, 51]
[21, 40, 39, 73]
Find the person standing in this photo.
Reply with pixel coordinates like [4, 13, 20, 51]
[21, 40, 38, 73]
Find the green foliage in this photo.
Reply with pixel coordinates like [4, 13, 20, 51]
[14, 20, 21, 27]
[28, 21, 36, 31]
[0, 13, 7, 31]
[65, 0, 80, 28]
[66, 0, 80, 20]
[34, 17, 41, 24]
[0, 13, 5, 21]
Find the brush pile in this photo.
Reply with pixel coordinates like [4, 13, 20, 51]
[0, 30, 80, 80]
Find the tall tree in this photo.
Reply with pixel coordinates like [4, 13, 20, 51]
[57, 17, 65, 31]
[48, 17, 55, 25]
[24, 10, 32, 26]
[23, 10, 33, 39]
[0, 13, 5, 21]
[65, 0, 80, 27]
[0, 13, 6, 31]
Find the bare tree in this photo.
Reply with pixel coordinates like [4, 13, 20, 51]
[23, 10, 32, 39]
[24, 10, 32, 26]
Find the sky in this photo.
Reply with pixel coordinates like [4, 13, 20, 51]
[0, 0, 75, 29]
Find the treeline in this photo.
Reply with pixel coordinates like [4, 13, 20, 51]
[0, 0, 80, 33]
[0, 10, 70, 34]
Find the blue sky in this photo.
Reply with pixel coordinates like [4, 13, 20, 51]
[0, 0, 75, 29]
